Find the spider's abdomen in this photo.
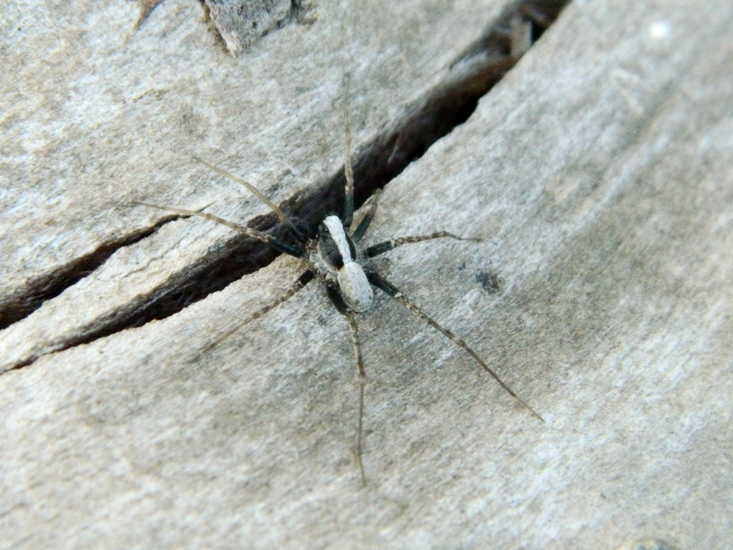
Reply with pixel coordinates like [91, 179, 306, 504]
[338, 262, 373, 312]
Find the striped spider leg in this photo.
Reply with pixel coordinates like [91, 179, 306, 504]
[136, 84, 541, 485]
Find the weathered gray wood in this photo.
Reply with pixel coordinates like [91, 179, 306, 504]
[2, 0, 733, 549]
[202, 0, 318, 55]
[0, 0, 509, 369]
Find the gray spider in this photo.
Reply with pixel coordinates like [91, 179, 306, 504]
[137, 93, 541, 484]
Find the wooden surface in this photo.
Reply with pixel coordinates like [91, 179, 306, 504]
[2, 0, 732, 548]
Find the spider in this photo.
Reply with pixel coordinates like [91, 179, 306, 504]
[137, 88, 542, 484]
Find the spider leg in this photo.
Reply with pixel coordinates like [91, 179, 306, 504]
[135, 202, 304, 258]
[364, 232, 479, 259]
[342, 73, 355, 231]
[351, 189, 382, 243]
[325, 283, 368, 486]
[194, 269, 315, 360]
[367, 272, 543, 422]
[345, 310, 367, 487]
[193, 156, 304, 243]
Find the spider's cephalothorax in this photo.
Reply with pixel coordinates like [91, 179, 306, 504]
[137, 85, 542, 485]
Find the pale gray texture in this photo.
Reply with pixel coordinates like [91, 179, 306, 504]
[1, 1, 732, 549]
[0, 0, 505, 370]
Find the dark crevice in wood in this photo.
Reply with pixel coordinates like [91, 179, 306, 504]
[0, 215, 179, 331]
[6, 0, 569, 369]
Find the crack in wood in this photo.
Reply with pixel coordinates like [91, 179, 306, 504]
[4, 0, 570, 369]
[0, 215, 179, 332]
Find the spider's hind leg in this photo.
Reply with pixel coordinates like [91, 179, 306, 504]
[367, 272, 543, 422]
[325, 283, 368, 486]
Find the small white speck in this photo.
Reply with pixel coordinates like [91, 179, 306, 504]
[649, 21, 670, 39]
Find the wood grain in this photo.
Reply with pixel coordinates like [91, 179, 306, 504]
[1, 0, 731, 548]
